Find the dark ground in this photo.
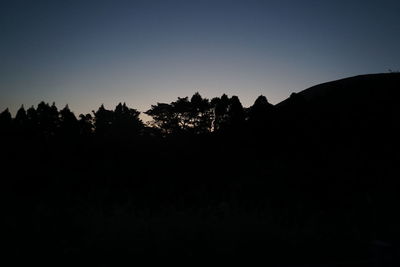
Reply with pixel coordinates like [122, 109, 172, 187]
[1, 73, 400, 265]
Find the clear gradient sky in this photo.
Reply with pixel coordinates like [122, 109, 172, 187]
[1, 0, 400, 116]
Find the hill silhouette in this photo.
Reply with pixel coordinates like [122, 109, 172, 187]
[277, 73, 400, 125]
[279, 73, 400, 105]
[272, 73, 400, 187]
[1, 73, 400, 265]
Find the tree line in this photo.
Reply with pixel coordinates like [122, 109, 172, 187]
[0, 92, 274, 138]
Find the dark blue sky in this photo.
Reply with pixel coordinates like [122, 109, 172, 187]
[1, 0, 400, 115]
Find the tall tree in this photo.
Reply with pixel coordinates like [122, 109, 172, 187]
[15, 105, 27, 123]
[26, 106, 38, 134]
[247, 95, 274, 130]
[93, 103, 143, 138]
[228, 95, 245, 129]
[36, 101, 60, 136]
[59, 105, 79, 137]
[78, 114, 93, 137]
[145, 103, 179, 135]
[211, 94, 245, 133]
[189, 92, 213, 134]
[211, 94, 230, 132]
[146, 93, 213, 135]
[113, 102, 143, 137]
[172, 97, 192, 131]
[93, 104, 114, 137]
[0, 108, 12, 136]
[14, 105, 28, 134]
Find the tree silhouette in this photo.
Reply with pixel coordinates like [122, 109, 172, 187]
[0, 108, 12, 121]
[211, 94, 245, 133]
[59, 105, 79, 138]
[247, 95, 274, 131]
[93, 104, 114, 137]
[145, 103, 180, 135]
[172, 97, 192, 131]
[211, 94, 230, 132]
[13, 105, 28, 135]
[0, 108, 12, 136]
[145, 93, 213, 135]
[93, 103, 143, 138]
[189, 92, 213, 134]
[113, 102, 143, 137]
[26, 105, 38, 135]
[228, 95, 245, 130]
[15, 105, 27, 122]
[36, 101, 60, 137]
[78, 113, 93, 137]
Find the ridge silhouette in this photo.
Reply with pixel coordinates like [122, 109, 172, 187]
[1, 73, 400, 265]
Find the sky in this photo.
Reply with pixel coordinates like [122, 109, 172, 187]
[1, 0, 400, 116]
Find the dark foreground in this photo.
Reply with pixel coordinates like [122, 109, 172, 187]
[1, 74, 400, 265]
